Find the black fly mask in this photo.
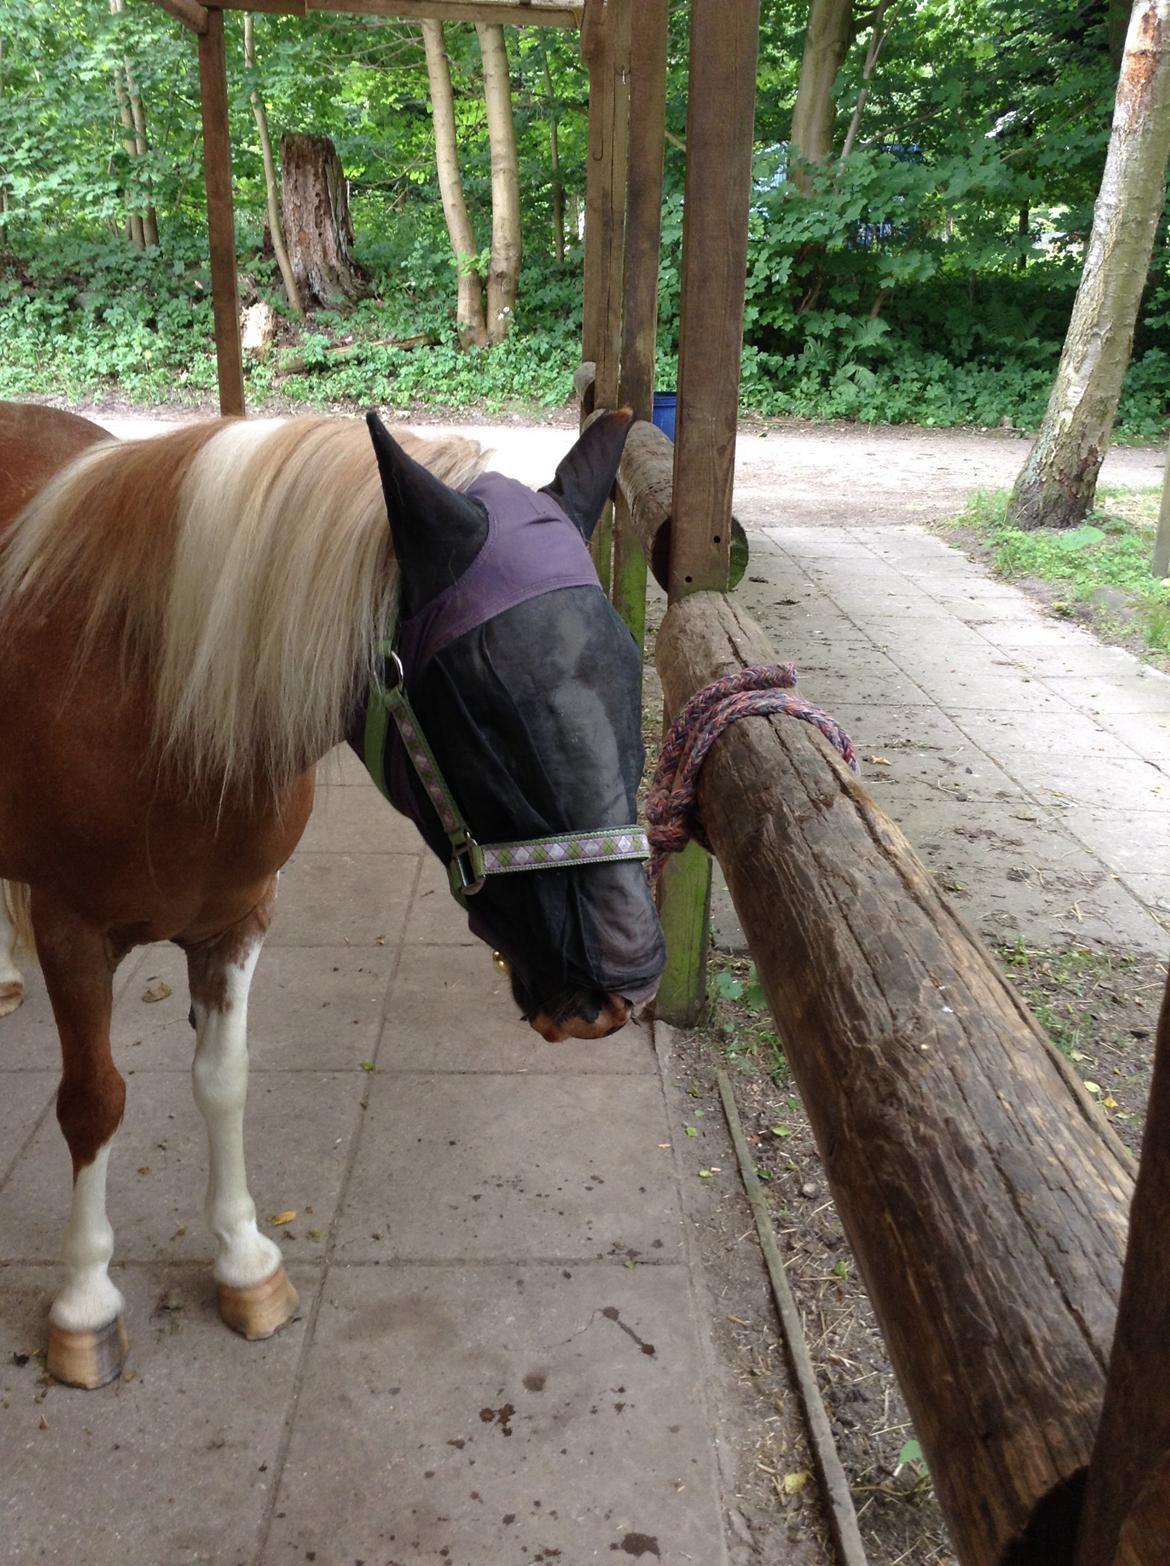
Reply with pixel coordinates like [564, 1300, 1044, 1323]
[348, 411, 667, 1043]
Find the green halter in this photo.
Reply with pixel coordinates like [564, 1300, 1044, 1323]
[364, 643, 650, 906]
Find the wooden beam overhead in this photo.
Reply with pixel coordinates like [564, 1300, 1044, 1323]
[144, 0, 209, 33]
[209, 0, 582, 27]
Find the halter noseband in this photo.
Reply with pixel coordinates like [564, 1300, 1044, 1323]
[363, 640, 650, 907]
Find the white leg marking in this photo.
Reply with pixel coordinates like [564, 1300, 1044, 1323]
[49, 1140, 125, 1332]
[0, 887, 24, 1016]
[190, 939, 283, 1288]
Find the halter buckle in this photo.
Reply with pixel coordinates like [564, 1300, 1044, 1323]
[449, 834, 486, 897]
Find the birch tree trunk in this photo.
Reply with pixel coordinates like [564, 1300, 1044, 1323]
[109, 0, 156, 247]
[244, 13, 303, 318]
[539, 39, 565, 264]
[421, 19, 488, 349]
[476, 21, 522, 343]
[1009, 0, 1170, 531]
[789, 0, 854, 192]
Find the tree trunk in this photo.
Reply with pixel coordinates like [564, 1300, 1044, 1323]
[540, 39, 565, 263]
[789, 0, 854, 192]
[123, 60, 159, 247]
[838, 0, 895, 162]
[110, 0, 156, 247]
[1074, 975, 1170, 1565]
[279, 133, 364, 309]
[244, 14, 303, 318]
[476, 22, 522, 343]
[1009, 0, 1170, 530]
[111, 61, 145, 251]
[1153, 436, 1170, 576]
[0, 38, 8, 226]
[421, 19, 488, 349]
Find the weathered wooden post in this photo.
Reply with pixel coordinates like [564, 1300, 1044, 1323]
[1074, 973, 1170, 1566]
[611, 0, 668, 650]
[655, 0, 761, 1024]
[580, 0, 631, 593]
[198, 7, 245, 417]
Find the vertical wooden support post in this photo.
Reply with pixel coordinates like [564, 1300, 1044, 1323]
[656, 0, 760, 1025]
[612, 0, 668, 651]
[199, 7, 244, 416]
[581, 0, 631, 593]
[1073, 973, 1170, 1566]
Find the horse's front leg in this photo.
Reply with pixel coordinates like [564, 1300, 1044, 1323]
[185, 883, 298, 1342]
[0, 879, 31, 1017]
[32, 893, 128, 1388]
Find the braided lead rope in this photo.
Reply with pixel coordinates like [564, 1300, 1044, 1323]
[645, 664, 858, 883]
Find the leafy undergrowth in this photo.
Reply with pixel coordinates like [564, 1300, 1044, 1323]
[943, 489, 1170, 666]
[694, 941, 1164, 1564]
[3, 235, 1170, 439]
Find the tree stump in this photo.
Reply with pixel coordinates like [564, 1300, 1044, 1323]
[279, 134, 364, 309]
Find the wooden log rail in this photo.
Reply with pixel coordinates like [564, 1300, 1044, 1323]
[656, 591, 1135, 1566]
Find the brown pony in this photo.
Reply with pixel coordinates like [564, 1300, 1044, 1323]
[0, 401, 663, 1389]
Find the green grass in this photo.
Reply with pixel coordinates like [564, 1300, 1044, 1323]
[947, 488, 1170, 658]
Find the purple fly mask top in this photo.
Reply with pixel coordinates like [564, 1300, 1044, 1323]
[354, 410, 667, 1043]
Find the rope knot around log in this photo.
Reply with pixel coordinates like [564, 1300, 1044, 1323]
[645, 664, 858, 882]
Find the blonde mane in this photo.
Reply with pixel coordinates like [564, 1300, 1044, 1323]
[0, 415, 488, 795]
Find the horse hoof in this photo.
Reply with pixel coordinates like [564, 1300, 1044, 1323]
[218, 1265, 299, 1341]
[0, 981, 23, 1018]
[46, 1316, 129, 1389]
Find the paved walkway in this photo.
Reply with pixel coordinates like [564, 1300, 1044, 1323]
[2, 415, 1168, 1566]
[2, 748, 727, 1565]
[714, 523, 1170, 958]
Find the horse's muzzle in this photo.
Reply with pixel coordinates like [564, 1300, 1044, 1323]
[529, 992, 634, 1043]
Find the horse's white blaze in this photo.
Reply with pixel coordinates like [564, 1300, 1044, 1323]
[0, 885, 23, 1013]
[190, 938, 282, 1288]
[49, 1141, 125, 1332]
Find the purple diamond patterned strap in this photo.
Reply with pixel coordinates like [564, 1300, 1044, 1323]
[480, 829, 651, 875]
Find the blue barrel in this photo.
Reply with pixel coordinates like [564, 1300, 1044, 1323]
[651, 391, 677, 442]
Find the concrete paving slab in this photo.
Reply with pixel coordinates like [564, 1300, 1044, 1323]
[0, 1071, 363, 1266]
[0, 1262, 319, 1566]
[262, 1261, 724, 1566]
[334, 1073, 682, 1264]
[1115, 872, 1170, 926]
[1041, 671, 1170, 715]
[893, 669, 1075, 712]
[317, 741, 379, 786]
[1091, 706, 1170, 763]
[795, 667, 935, 710]
[0, 949, 148, 1072]
[381, 947, 657, 1076]
[0, 1073, 56, 1189]
[298, 785, 423, 854]
[113, 942, 400, 1073]
[1059, 806, 1170, 879]
[404, 854, 482, 946]
[996, 750, 1167, 811]
[270, 850, 418, 947]
[976, 619, 1115, 649]
[946, 706, 1143, 758]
